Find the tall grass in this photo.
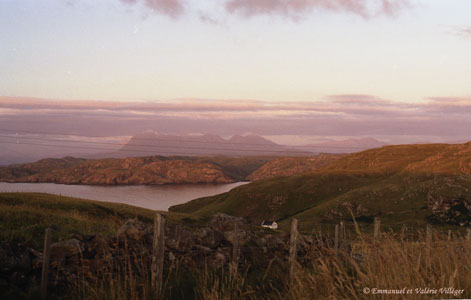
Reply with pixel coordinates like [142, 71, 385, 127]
[70, 230, 471, 300]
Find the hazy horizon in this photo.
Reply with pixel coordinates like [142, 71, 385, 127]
[1, 0, 470, 159]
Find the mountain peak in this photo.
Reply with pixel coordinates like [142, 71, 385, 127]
[228, 134, 276, 145]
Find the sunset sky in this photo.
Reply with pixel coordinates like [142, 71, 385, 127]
[1, 0, 470, 102]
[1, 0, 471, 147]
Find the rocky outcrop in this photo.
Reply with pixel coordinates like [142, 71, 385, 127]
[0, 156, 234, 185]
[427, 194, 471, 226]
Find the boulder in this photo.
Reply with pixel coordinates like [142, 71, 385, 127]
[209, 213, 245, 232]
[165, 224, 196, 252]
[208, 252, 227, 268]
[50, 239, 82, 264]
[117, 219, 147, 240]
[223, 229, 248, 247]
[208, 213, 249, 246]
[195, 228, 224, 249]
[264, 234, 286, 250]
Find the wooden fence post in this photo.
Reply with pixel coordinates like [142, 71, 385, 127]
[232, 223, 240, 266]
[426, 225, 432, 249]
[466, 228, 471, 241]
[401, 224, 407, 236]
[447, 230, 452, 241]
[334, 224, 339, 255]
[374, 217, 381, 239]
[151, 213, 165, 298]
[41, 228, 52, 300]
[289, 218, 298, 279]
[340, 221, 345, 243]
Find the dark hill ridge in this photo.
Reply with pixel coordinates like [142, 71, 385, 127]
[0, 154, 342, 186]
[0, 156, 238, 185]
[169, 142, 471, 230]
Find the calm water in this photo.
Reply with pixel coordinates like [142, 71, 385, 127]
[0, 182, 249, 211]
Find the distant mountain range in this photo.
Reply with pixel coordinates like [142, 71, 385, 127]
[113, 132, 310, 157]
[0, 130, 389, 165]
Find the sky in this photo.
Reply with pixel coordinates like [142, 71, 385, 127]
[0, 0, 471, 146]
[1, 0, 470, 102]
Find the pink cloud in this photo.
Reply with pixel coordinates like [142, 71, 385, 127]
[380, 0, 410, 17]
[224, 0, 411, 19]
[120, 0, 184, 18]
[455, 26, 471, 39]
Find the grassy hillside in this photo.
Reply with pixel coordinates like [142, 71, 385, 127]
[247, 154, 343, 181]
[0, 193, 197, 248]
[170, 143, 471, 231]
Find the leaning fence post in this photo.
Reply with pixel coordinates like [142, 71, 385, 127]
[334, 224, 339, 255]
[289, 218, 298, 279]
[41, 228, 52, 300]
[374, 217, 381, 239]
[152, 213, 165, 298]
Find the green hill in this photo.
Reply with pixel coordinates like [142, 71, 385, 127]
[169, 143, 471, 231]
[0, 192, 197, 248]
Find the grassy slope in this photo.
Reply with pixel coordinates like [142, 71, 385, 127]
[246, 154, 343, 181]
[170, 143, 471, 231]
[0, 192, 197, 248]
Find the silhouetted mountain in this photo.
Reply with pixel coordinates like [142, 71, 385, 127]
[116, 132, 310, 157]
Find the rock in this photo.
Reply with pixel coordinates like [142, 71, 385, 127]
[255, 237, 267, 248]
[209, 252, 227, 268]
[209, 213, 245, 232]
[0, 243, 32, 273]
[87, 235, 110, 257]
[427, 194, 471, 226]
[264, 234, 286, 249]
[195, 245, 212, 253]
[166, 224, 196, 252]
[195, 228, 224, 249]
[168, 251, 175, 261]
[223, 229, 248, 247]
[50, 239, 82, 264]
[117, 219, 147, 240]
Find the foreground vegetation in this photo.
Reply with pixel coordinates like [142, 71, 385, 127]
[1, 192, 471, 299]
[72, 227, 471, 300]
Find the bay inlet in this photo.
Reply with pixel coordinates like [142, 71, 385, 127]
[0, 182, 249, 211]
